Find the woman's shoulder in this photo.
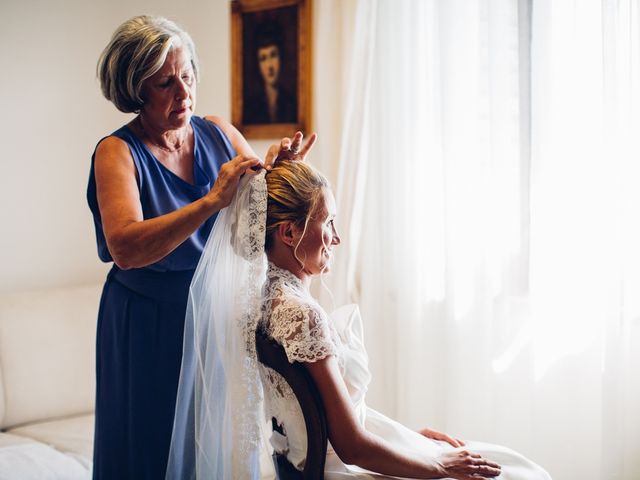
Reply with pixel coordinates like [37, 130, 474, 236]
[92, 123, 143, 167]
[93, 132, 135, 172]
[271, 295, 328, 328]
[191, 115, 220, 139]
[264, 263, 332, 331]
[96, 132, 130, 152]
[93, 122, 131, 149]
[199, 115, 230, 138]
[268, 296, 337, 363]
[200, 115, 257, 159]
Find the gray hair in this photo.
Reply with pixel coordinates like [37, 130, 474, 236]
[97, 15, 200, 113]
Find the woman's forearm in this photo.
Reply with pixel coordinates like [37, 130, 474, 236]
[95, 135, 261, 270]
[107, 194, 221, 269]
[341, 430, 445, 479]
[308, 358, 447, 479]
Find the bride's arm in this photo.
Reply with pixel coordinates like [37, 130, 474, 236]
[305, 358, 501, 480]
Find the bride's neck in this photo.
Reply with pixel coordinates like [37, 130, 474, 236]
[266, 250, 311, 289]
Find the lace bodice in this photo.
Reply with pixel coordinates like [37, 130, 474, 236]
[261, 264, 340, 363]
[258, 263, 371, 470]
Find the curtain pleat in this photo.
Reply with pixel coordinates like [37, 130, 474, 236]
[316, 1, 640, 478]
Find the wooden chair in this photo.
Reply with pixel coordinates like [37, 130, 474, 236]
[255, 328, 328, 480]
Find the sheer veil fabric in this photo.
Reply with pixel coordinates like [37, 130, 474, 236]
[166, 170, 268, 479]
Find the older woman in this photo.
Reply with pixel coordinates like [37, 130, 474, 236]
[87, 15, 313, 480]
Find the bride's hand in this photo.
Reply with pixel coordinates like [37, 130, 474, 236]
[264, 131, 318, 168]
[418, 427, 465, 448]
[436, 450, 502, 480]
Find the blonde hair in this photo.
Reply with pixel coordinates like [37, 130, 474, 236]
[265, 160, 329, 251]
[97, 15, 200, 113]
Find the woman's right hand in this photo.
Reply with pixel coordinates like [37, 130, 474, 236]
[264, 131, 318, 168]
[437, 450, 502, 479]
[207, 154, 261, 209]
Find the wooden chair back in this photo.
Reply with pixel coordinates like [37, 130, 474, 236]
[255, 328, 328, 480]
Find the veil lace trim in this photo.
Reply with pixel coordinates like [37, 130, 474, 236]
[166, 171, 268, 480]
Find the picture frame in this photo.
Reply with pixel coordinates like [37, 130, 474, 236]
[231, 0, 312, 139]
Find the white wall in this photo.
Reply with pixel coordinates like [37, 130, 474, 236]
[0, 0, 347, 293]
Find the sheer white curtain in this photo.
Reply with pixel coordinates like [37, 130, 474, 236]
[319, 1, 640, 479]
[528, 1, 640, 478]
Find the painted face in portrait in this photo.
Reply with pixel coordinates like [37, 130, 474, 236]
[258, 44, 281, 87]
[140, 43, 196, 130]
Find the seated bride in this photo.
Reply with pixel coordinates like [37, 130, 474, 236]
[165, 157, 552, 479]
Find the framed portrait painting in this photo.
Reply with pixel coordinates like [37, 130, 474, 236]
[231, 0, 312, 139]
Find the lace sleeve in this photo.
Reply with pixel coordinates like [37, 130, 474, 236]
[268, 301, 337, 363]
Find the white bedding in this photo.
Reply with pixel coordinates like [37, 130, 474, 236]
[0, 433, 89, 480]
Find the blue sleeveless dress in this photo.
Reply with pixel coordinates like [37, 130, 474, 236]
[87, 116, 235, 480]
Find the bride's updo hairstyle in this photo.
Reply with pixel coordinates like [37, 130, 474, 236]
[265, 160, 329, 251]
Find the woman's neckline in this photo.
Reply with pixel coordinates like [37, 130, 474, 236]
[137, 116, 189, 153]
[123, 118, 204, 188]
[267, 262, 309, 290]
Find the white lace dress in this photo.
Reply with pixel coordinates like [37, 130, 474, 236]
[259, 263, 551, 480]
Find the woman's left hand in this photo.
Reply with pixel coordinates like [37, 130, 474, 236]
[418, 428, 466, 448]
[264, 131, 318, 168]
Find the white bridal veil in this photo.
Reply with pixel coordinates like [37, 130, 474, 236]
[166, 170, 268, 479]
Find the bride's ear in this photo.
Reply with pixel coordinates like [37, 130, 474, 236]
[277, 222, 297, 247]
